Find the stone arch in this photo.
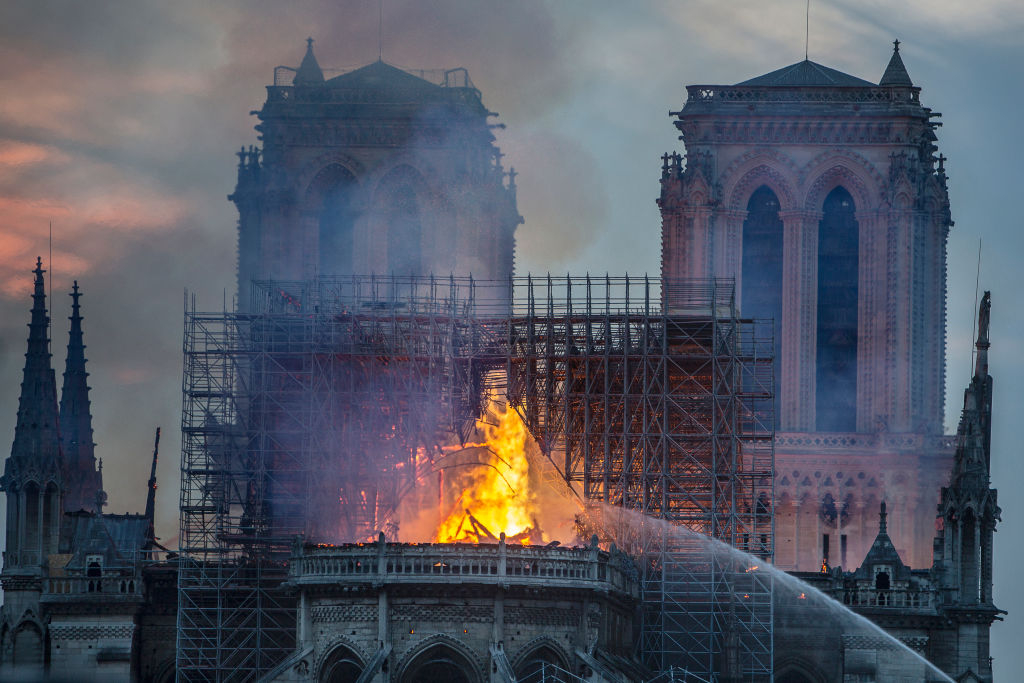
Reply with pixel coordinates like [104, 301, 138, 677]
[511, 636, 572, 679]
[318, 640, 366, 683]
[396, 634, 484, 683]
[801, 150, 883, 212]
[298, 152, 366, 201]
[306, 163, 361, 278]
[721, 149, 801, 206]
[153, 656, 176, 683]
[11, 620, 43, 667]
[314, 635, 368, 681]
[775, 657, 829, 683]
[725, 162, 799, 213]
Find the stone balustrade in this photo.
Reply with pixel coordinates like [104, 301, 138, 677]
[684, 84, 921, 106]
[841, 588, 935, 610]
[288, 538, 638, 597]
[42, 575, 143, 600]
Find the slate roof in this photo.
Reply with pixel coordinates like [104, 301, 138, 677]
[323, 60, 441, 93]
[62, 511, 149, 568]
[736, 59, 876, 87]
[879, 41, 914, 87]
[853, 502, 912, 580]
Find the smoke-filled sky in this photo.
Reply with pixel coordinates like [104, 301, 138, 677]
[0, 0, 1021, 675]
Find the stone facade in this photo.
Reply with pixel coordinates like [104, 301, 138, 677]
[232, 41, 522, 311]
[659, 46, 954, 571]
[266, 537, 642, 683]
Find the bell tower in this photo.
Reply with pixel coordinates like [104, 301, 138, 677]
[660, 43, 953, 569]
[231, 40, 522, 310]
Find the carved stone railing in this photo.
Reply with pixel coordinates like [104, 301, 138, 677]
[841, 588, 936, 610]
[288, 538, 638, 598]
[41, 575, 144, 601]
[775, 431, 955, 454]
[683, 85, 921, 107]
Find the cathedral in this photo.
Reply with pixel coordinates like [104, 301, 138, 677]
[0, 38, 1003, 683]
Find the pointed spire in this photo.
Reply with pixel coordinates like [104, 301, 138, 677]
[60, 280, 102, 512]
[879, 39, 913, 87]
[974, 291, 990, 379]
[293, 37, 325, 86]
[144, 427, 160, 548]
[7, 258, 63, 469]
[878, 500, 887, 535]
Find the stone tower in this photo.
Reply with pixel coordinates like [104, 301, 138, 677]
[933, 291, 1001, 681]
[231, 40, 522, 310]
[59, 281, 103, 513]
[659, 43, 953, 570]
[0, 258, 64, 672]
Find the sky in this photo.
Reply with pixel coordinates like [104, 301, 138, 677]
[0, 0, 1021, 676]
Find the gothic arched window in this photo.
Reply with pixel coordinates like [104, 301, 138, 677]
[816, 186, 859, 432]
[312, 165, 359, 278]
[742, 185, 784, 425]
[378, 166, 426, 277]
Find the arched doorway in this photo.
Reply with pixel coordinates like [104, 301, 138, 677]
[309, 164, 359, 278]
[815, 186, 859, 432]
[319, 643, 364, 683]
[514, 644, 572, 682]
[400, 643, 478, 683]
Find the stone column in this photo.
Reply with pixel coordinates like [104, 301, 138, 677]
[716, 210, 746, 284]
[886, 207, 914, 431]
[17, 490, 26, 568]
[297, 591, 312, 649]
[855, 209, 886, 432]
[778, 210, 820, 431]
[36, 488, 44, 566]
[792, 501, 801, 568]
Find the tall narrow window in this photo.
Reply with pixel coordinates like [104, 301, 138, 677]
[816, 186, 859, 432]
[742, 186, 784, 425]
[314, 166, 358, 277]
[378, 167, 425, 276]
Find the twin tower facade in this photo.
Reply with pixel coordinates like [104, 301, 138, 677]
[237, 41, 956, 572]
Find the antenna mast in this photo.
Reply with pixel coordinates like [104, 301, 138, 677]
[378, 0, 383, 61]
[805, 0, 810, 60]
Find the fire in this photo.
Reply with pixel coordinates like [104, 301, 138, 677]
[434, 401, 540, 544]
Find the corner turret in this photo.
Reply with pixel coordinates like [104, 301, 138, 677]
[293, 37, 325, 86]
[879, 39, 914, 87]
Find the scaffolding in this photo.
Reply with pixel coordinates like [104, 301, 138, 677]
[506, 276, 774, 679]
[177, 276, 505, 681]
[178, 275, 773, 681]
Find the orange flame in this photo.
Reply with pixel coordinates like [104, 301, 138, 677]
[434, 401, 538, 544]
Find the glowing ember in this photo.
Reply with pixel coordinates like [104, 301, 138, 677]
[434, 401, 539, 544]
